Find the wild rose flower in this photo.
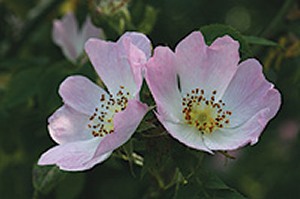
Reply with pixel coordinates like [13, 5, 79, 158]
[145, 31, 281, 153]
[38, 32, 151, 171]
[52, 12, 104, 63]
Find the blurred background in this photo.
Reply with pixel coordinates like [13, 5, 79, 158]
[0, 0, 299, 198]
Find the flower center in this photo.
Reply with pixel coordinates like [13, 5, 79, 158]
[182, 88, 232, 134]
[87, 85, 130, 137]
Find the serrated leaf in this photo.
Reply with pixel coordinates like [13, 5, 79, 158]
[32, 165, 67, 194]
[243, 35, 278, 47]
[200, 24, 252, 59]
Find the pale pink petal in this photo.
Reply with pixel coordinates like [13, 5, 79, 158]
[203, 108, 271, 151]
[175, 31, 239, 99]
[59, 75, 108, 115]
[79, 16, 105, 52]
[38, 138, 110, 171]
[94, 100, 148, 155]
[52, 12, 79, 62]
[85, 32, 150, 96]
[123, 37, 148, 97]
[81, 151, 112, 171]
[48, 105, 93, 145]
[122, 32, 152, 59]
[222, 59, 281, 127]
[145, 46, 182, 121]
[156, 114, 211, 153]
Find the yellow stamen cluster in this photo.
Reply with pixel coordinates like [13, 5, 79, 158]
[88, 85, 130, 137]
[182, 88, 232, 134]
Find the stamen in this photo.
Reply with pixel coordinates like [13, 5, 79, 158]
[87, 85, 130, 137]
[182, 88, 232, 134]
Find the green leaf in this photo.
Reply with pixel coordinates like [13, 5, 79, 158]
[32, 165, 67, 194]
[200, 24, 252, 59]
[243, 35, 278, 47]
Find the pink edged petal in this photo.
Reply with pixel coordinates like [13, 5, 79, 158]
[79, 16, 105, 51]
[145, 46, 182, 121]
[122, 32, 152, 60]
[94, 100, 148, 155]
[52, 13, 79, 62]
[85, 37, 138, 95]
[175, 31, 239, 99]
[59, 75, 108, 115]
[156, 114, 211, 153]
[38, 137, 108, 171]
[222, 59, 281, 127]
[203, 108, 271, 151]
[48, 105, 93, 145]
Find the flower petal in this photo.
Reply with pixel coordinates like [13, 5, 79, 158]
[122, 32, 152, 60]
[52, 12, 79, 62]
[94, 100, 148, 155]
[59, 75, 107, 115]
[145, 46, 182, 121]
[203, 108, 271, 151]
[156, 114, 211, 153]
[222, 59, 281, 127]
[48, 105, 93, 145]
[79, 16, 105, 52]
[121, 36, 149, 97]
[38, 137, 111, 171]
[175, 31, 239, 99]
[85, 32, 150, 96]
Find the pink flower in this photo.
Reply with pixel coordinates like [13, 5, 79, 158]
[52, 12, 105, 63]
[38, 32, 151, 171]
[145, 31, 281, 153]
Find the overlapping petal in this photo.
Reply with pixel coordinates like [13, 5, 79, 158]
[85, 32, 151, 96]
[94, 100, 148, 155]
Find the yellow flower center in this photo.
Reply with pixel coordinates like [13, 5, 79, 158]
[182, 88, 232, 134]
[87, 85, 130, 137]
